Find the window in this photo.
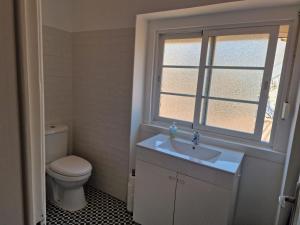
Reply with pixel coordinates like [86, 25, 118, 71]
[158, 35, 202, 122]
[153, 25, 289, 144]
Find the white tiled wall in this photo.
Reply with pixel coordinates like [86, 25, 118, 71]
[43, 26, 73, 150]
[72, 28, 135, 201]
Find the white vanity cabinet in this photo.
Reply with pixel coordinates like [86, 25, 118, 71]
[133, 134, 244, 225]
[133, 160, 177, 225]
[133, 160, 235, 225]
[174, 173, 231, 225]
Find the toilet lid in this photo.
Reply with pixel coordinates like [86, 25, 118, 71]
[49, 155, 92, 177]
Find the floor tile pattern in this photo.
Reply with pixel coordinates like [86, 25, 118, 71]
[47, 186, 136, 225]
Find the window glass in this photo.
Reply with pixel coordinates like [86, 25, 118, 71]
[158, 36, 202, 122]
[201, 32, 270, 134]
[262, 25, 289, 142]
[206, 100, 258, 133]
[161, 68, 198, 95]
[154, 25, 289, 144]
[205, 69, 264, 102]
[163, 37, 202, 66]
[211, 34, 269, 67]
[159, 94, 195, 122]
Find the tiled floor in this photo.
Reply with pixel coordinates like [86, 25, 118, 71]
[46, 186, 136, 225]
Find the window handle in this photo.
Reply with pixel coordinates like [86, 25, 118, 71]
[281, 102, 289, 120]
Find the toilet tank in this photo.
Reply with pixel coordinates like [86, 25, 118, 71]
[45, 124, 68, 164]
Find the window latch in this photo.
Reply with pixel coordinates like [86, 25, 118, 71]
[281, 102, 289, 120]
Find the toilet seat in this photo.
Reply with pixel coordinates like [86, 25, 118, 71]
[46, 166, 91, 182]
[49, 155, 92, 177]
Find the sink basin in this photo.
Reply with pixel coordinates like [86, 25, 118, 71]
[136, 134, 245, 174]
[158, 139, 221, 161]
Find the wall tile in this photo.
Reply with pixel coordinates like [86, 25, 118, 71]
[43, 26, 73, 150]
[72, 28, 135, 201]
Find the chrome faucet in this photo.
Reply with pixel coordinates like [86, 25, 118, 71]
[192, 130, 200, 146]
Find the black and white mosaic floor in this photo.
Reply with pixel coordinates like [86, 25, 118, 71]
[46, 186, 137, 225]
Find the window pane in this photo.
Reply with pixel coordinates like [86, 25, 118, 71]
[159, 94, 195, 122]
[205, 69, 263, 101]
[262, 25, 289, 142]
[262, 116, 273, 142]
[211, 34, 270, 67]
[163, 37, 202, 66]
[205, 100, 258, 133]
[161, 68, 198, 95]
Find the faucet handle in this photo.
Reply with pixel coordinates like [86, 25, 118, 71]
[193, 130, 200, 136]
[192, 130, 200, 145]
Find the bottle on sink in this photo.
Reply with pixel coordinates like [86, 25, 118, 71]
[169, 122, 178, 139]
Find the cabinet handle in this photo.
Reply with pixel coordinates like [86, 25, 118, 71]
[178, 179, 185, 185]
[168, 176, 177, 181]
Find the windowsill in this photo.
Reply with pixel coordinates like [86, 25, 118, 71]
[140, 123, 286, 164]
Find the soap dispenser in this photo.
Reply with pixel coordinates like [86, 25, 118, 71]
[169, 122, 178, 139]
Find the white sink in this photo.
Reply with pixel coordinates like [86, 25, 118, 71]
[158, 139, 221, 161]
[136, 134, 244, 174]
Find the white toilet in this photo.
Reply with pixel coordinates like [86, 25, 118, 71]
[45, 124, 92, 211]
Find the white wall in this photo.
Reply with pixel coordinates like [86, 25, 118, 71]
[42, 0, 238, 31]
[71, 0, 238, 31]
[42, 0, 300, 32]
[72, 28, 135, 201]
[42, 0, 73, 31]
[41, 0, 74, 152]
[42, 27, 73, 151]
[0, 1, 24, 224]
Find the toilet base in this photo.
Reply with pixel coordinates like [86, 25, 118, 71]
[57, 186, 87, 211]
[47, 175, 88, 211]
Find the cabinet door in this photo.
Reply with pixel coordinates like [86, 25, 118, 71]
[174, 174, 231, 225]
[133, 160, 177, 225]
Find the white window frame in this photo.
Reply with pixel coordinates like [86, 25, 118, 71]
[151, 24, 289, 145]
[152, 31, 203, 128]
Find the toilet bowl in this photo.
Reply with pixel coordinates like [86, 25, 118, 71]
[46, 155, 92, 211]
